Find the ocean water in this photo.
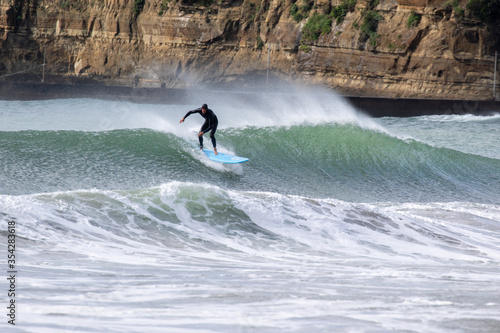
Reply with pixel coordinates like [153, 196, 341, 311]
[1, 92, 499, 333]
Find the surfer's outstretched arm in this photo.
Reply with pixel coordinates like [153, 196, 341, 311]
[180, 109, 201, 123]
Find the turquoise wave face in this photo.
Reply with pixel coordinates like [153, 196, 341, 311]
[1, 124, 499, 204]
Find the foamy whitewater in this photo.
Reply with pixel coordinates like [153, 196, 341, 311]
[1, 91, 499, 333]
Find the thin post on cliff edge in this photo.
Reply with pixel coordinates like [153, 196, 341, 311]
[266, 43, 270, 89]
[42, 46, 46, 83]
[494, 51, 497, 100]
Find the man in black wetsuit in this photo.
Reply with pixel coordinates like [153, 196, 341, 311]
[180, 103, 219, 155]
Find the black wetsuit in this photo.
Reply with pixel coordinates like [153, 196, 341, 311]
[183, 108, 218, 149]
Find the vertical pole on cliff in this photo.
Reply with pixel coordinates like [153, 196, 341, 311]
[266, 43, 270, 89]
[42, 46, 46, 83]
[494, 51, 498, 100]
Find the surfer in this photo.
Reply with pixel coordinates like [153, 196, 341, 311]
[180, 103, 218, 155]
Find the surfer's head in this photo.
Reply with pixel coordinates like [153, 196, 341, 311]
[201, 103, 208, 114]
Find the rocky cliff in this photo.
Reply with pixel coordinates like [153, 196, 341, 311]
[0, 0, 499, 99]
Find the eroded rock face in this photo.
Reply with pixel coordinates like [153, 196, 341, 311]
[0, 0, 498, 99]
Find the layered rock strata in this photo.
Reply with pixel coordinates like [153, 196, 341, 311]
[0, 0, 498, 99]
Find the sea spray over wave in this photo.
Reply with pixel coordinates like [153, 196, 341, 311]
[0, 87, 382, 133]
[202, 88, 384, 131]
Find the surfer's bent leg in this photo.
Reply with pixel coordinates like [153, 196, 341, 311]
[210, 120, 218, 148]
[198, 134, 203, 149]
[199, 121, 210, 148]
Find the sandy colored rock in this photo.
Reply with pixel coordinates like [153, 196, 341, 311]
[0, 0, 498, 100]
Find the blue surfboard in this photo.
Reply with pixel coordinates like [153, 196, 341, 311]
[203, 148, 249, 164]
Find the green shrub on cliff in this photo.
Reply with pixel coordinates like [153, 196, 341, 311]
[455, 5, 465, 20]
[162, 0, 171, 10]
[299, 44, 312, 52]
[359, 10, 383, 45]
[361, 11, 382, 35]
[158, 0, 171, 15]
[407, 10, 421, 27]
[290, 0, 314, 22]
[134, 0, 145, 14]
[290, 4, 301, 21]
[256, 36, 265, 50]
[330, 0, 357, 25]
[443, 0, 465, 20]
[367, 0, 379, 9]
[59, 0, 82, 11]
[302, 12, 333, 42]
[467, 0, 500, 23]
[442, 0, 454, 10]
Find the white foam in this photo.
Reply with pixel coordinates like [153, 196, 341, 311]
[417, 113, 500, 123]
[2, 184, 500, 332]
